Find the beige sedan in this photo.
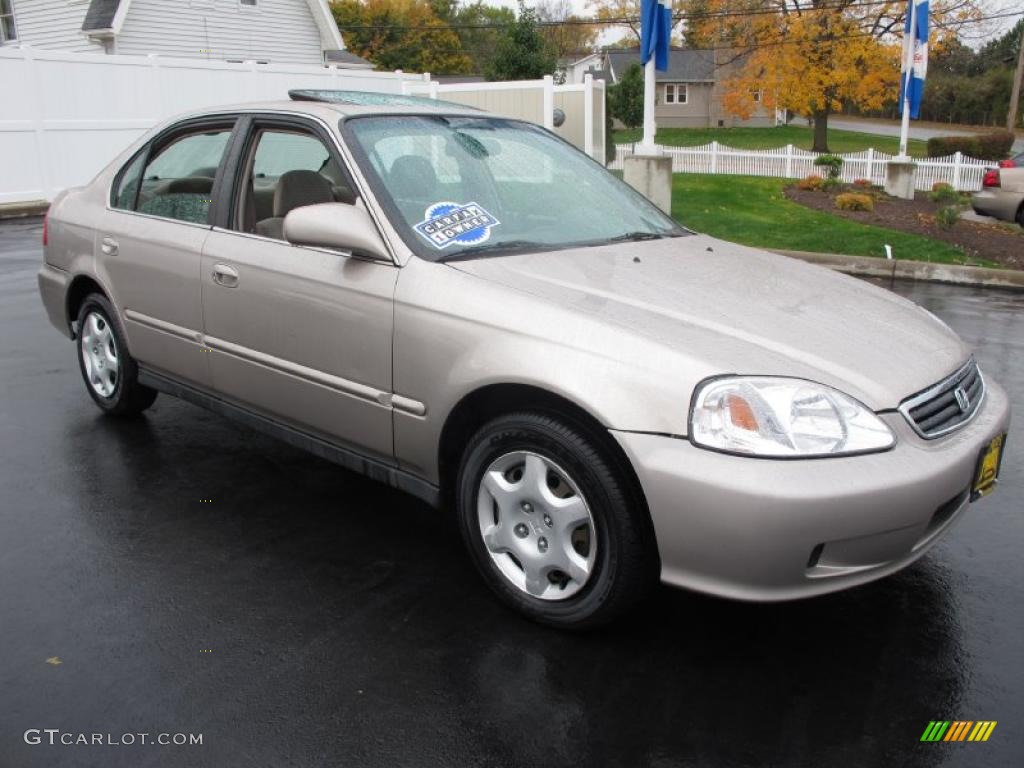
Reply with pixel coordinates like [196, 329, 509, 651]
[972, 166, 1024, 227]
[37, 92, 1011, 628]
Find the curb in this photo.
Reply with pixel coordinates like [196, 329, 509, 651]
[0, 201, 50, 220]
[772, 250, 1024, 291]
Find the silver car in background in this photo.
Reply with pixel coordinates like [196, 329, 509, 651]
[38, 93, 1010, 628]
[972, 165, 1024, 227]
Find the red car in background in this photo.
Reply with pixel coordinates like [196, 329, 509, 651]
[998, 151, 1024, 169]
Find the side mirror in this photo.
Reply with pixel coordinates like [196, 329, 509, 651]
[283, 203, 390, 261]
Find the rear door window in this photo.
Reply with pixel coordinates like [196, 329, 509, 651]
[134, 128, 233, 224]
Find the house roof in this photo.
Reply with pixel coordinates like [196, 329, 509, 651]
[81, 0, 121, 32]
[324, 49, 374, 69]
[605, 49, 715, 83]
[558, 51, 602, 67]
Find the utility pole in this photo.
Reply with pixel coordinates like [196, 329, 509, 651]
[1009, 22, 1024, 132]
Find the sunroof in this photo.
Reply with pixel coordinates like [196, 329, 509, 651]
[288, 89, 479, 111]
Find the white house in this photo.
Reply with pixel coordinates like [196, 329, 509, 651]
[0, 0, 366, 67]
[555, 50, 600, 85]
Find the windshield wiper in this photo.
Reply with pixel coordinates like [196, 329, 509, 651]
[440, 240, 548, 261]
[605, 231, 673, 243]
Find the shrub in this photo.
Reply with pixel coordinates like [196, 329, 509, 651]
[926, 131, 1016, 160]
[975, 131, 1015, 160]
[852, 178, 873, 188]
[835, 193, 875, 212]
[821, 176, 843, 192]
[608, 63, 644, 129]
[813, 154, 844, 179]
[929, 183, 960, 204]
[797, 174, 824, 190]
[935, 205, 961, 229]
[926, 135, 980, 158]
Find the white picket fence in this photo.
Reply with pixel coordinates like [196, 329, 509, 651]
[610, 142, 992, 192]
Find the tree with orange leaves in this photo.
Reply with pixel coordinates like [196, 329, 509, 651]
[682, 1, 983, 152]
[331, 0, 473, 75]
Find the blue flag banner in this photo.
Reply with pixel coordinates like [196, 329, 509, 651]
[640, 0, 672, 72]
[898, 0, 929, 119]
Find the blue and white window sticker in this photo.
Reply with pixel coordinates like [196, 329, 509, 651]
[413, 201, 500, 250]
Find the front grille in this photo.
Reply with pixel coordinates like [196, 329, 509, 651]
[899, 358, 985, 439]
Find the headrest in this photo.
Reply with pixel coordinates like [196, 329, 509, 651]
[273, 170, 334, 217]
[388, 156, 437, 199]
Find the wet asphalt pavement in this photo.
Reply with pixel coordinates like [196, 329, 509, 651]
[1, 217, 1022, 768]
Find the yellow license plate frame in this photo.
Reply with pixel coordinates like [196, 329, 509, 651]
[971, 434, 1006, 501]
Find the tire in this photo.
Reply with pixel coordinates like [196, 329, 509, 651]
[1017, 203, 1024, 229]
[75, 293, 157, 416]
[455, 411, 658, 629]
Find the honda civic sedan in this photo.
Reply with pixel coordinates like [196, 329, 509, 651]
[38, 91, 1010, 628]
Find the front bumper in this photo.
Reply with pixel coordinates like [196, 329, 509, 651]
[613, 378, 1011, 601]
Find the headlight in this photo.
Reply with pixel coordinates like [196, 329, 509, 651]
[690, 377, 895, 457]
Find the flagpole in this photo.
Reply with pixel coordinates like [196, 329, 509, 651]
[638, 58, 658, 154]
[898, 0, 917, 159]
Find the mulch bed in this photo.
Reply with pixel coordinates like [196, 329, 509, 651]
[784, 184, 1024, 270]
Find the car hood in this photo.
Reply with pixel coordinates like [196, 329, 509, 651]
[447, 234, 970, 409]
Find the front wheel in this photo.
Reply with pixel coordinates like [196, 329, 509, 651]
[456, 412, 658, 629]
[75, 293, 157, 416]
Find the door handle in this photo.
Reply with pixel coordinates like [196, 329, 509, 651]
[212, 263, 239, 288]
[100, 236, 118, 256]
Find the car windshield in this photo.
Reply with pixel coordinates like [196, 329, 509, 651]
[344, 115, 685, 261]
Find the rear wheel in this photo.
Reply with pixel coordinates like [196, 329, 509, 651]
[1017, 203, 1024, 228]
[75, 293, 157, 416]
[456, 412, 657, 629]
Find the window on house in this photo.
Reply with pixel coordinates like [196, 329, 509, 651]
[664, 84, 687, 105]
[1, 0, 17, 43]
[752, 89, 762, 103]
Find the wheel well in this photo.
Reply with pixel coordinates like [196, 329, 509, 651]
[437, 384, 656, 544]
[65, 276, 106, 335]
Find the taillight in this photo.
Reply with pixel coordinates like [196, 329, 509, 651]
[998, 159, 1015, 168]
[982, 169, 1001, 188]
[42, 211, 48, 247]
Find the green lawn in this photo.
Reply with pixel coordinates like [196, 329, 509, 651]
[672, 174, 970, 264]
[614, 125, 929, 157]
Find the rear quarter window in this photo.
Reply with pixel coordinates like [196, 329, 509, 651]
[111, 151, 146, 210]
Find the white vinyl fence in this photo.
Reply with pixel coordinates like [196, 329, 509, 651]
[403, 74, 605, 163]
[1, 46, 608, 206]
[0, 46, 429, 205]
[610, 142, 993, 192]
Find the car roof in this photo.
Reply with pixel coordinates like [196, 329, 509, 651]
[169, 95, 487, 124]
